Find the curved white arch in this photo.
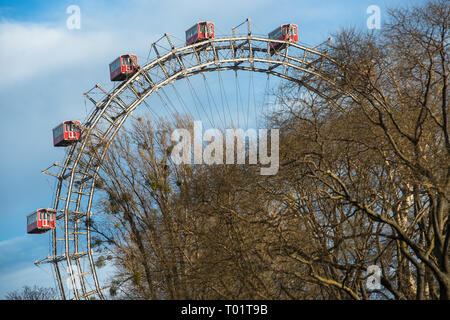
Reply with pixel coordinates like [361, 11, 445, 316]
[39, 35, 349, 300]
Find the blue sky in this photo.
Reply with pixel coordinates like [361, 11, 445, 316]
[0, 0, 428, 298]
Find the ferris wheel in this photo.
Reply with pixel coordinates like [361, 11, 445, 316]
[28, 18, 346, 300]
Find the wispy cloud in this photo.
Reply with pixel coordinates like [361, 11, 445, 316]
[0, 22, 117, 88]
[0, 236, 47, 269]
[0, 235, 55, 298]
[0, 263, 55, 298]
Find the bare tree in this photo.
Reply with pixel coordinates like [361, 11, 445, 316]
[87, 0, 448, 300]
[266, 0, 449, 299]
[4, 285, 59, 300]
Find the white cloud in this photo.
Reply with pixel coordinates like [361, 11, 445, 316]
[0, 22, 116, 88]
[0, 235, 56, 298]
[0, 235, 48, 268]
[0, 263, 55, 298]
[0, 235, 119, 299]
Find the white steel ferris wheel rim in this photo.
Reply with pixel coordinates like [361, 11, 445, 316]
[39, 32, 353, 300]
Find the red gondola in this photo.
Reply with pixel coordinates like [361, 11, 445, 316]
[53, 120, 81, 147]
[27, 208, 56, 234]
[268, 24, 298, 52]
[186, 21, 215, 45]
[109, 54, 139, 81]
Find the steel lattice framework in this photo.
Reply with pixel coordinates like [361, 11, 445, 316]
[36, 21, 353, 300]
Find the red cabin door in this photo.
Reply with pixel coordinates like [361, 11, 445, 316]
[37, 211, 42, 229]
[67, 123, 76, 139]
[41, 211, 49, 228]
[51, 212, 56, 227]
